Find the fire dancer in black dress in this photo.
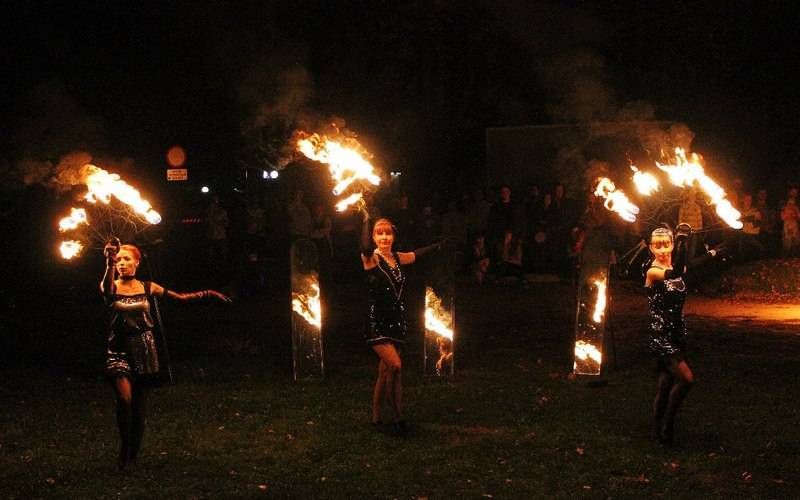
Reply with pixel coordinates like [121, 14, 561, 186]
[361, 216, 440, 435]
[645, 224, 718, 445]
[101, 242, 230, 470]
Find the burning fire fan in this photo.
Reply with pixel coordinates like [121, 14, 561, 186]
[295, 130, 382, 215]
[56, 164, 162, 260]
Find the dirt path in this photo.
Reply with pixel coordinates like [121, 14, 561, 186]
[686, 298, 800, 325]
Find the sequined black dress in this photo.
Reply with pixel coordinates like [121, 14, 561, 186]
[646, 272, 687, 358]
[365, 253, 407, 345]
[105, 281, 160, 380]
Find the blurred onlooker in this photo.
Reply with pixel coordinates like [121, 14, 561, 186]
[468, 233, 490, 285]
[441, 199, 467, 266]
[780, 187, 800, 257]
[310, 201, 333, 279]
[415, 203, 441, 247]
[389, 192, 414, 251]
[207, 194, 229, 285]
[287, 189, 312, 240]
[488, 185, 520, 257]
[496, 230, 526, 283]
[738, 193, 765, 261]
[755, 188, 777, 256]
[466, 188, 491, 242]
[678, 188, 705, 259]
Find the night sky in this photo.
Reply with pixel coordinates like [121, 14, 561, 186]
[3, 1, 799, 195]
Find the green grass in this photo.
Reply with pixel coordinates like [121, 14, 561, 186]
[1, 278, 798, 499]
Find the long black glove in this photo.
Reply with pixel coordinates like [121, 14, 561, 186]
[664, 224, 690, 279]
[414, 239, 444, 258]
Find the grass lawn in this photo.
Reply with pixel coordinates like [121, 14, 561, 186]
[1, 276, 798, 499]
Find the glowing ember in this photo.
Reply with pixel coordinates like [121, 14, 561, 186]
[574, 340, 602, 365]
[58, 208, 88, 232]
[592, 278, 607, 323]
[292, 281, 322, 329]
[594, 177, 640, 222]
[296, 133, 381, 212]
[631, 165, 660, 196]
[424, 287, 453, 340]
[59, 240, 83, 260]
[656, 148, 742, 229]
[84, 165, 162, 224]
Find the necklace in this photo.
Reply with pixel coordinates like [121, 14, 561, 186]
[375, 252, 404, 299]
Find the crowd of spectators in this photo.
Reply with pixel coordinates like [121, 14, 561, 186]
[194, 179, 800, 296]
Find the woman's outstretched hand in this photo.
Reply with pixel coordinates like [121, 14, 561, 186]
[208, 290, 232, 303]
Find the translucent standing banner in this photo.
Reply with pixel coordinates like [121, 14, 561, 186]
[424, 285, 455, 376]
[573, 230, 612, 376]
[290, 239, 324, 380]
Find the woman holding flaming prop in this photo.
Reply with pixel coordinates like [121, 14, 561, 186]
[360, 215, 441, 435]
[100, 241, 230, 470]
[645, 223, 720, 445]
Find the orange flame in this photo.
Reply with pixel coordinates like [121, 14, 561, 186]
[424, 287, 454, 340]
[296, 133, 381, 212]
[574, 340, 602, 365]
[59, 240, 83, 260]
[292, 280, 322, 329]
[592, 278, 607, 323]
[58, 208, 88, 232]
[656, 148, 742, 229]
[84, 165, 162, 224]
[630, 165, 660, 196]
[594, 177, 640, 222]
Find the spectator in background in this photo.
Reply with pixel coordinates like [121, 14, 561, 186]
[389, 192, 414, 251]
[550, 183, 572, 276]
[488, 185, 520, 258]
[441, 199, 467, 268]
[287, 189, 312, 241]
[310, 201, 333, 280]
[677, 188, 704, 259]
[738, 193, 765, 261]
[415, 202, 441, 247]
[207, 194, 229, 283]
[530, 191, 556, 273]
[496, 230, 526, 284]
[466, 188, 491, 242]
[756, 188, 777, 256]
[468, 233, 490, 285]
[780, 187, 800, 257]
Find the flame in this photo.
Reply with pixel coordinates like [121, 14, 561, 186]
[59, 240, 83, 260]
[656, 148, 742, 229]
[58, 208, 88, 232]
[592, 278, 607, 323]
[630, 165, 660, 196]
[424, 287, 453, 340]
[292, 280, 322, 329]
[334, 193, 364, 212]
[84, 165, 162, 224]
[594, 178, 640, 222]
[296, 133, 381, 212]
[574, 340, 602, 365]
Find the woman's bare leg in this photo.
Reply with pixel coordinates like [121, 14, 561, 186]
[662, 359, 694, 443]
[372, 359, 387, 423]
[113, 376, 133, 470]
[371, 343, 403, 422]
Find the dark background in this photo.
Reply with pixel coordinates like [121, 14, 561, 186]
[2, 1, 799, 188]
[1, 0, 799, 294]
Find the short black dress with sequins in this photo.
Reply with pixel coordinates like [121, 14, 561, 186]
[645, 269, 687, 360]
[365, 253, 407, 345]
[105, 281, 160, 380]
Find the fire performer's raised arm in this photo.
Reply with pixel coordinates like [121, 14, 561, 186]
[100, 240, 120, 300]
